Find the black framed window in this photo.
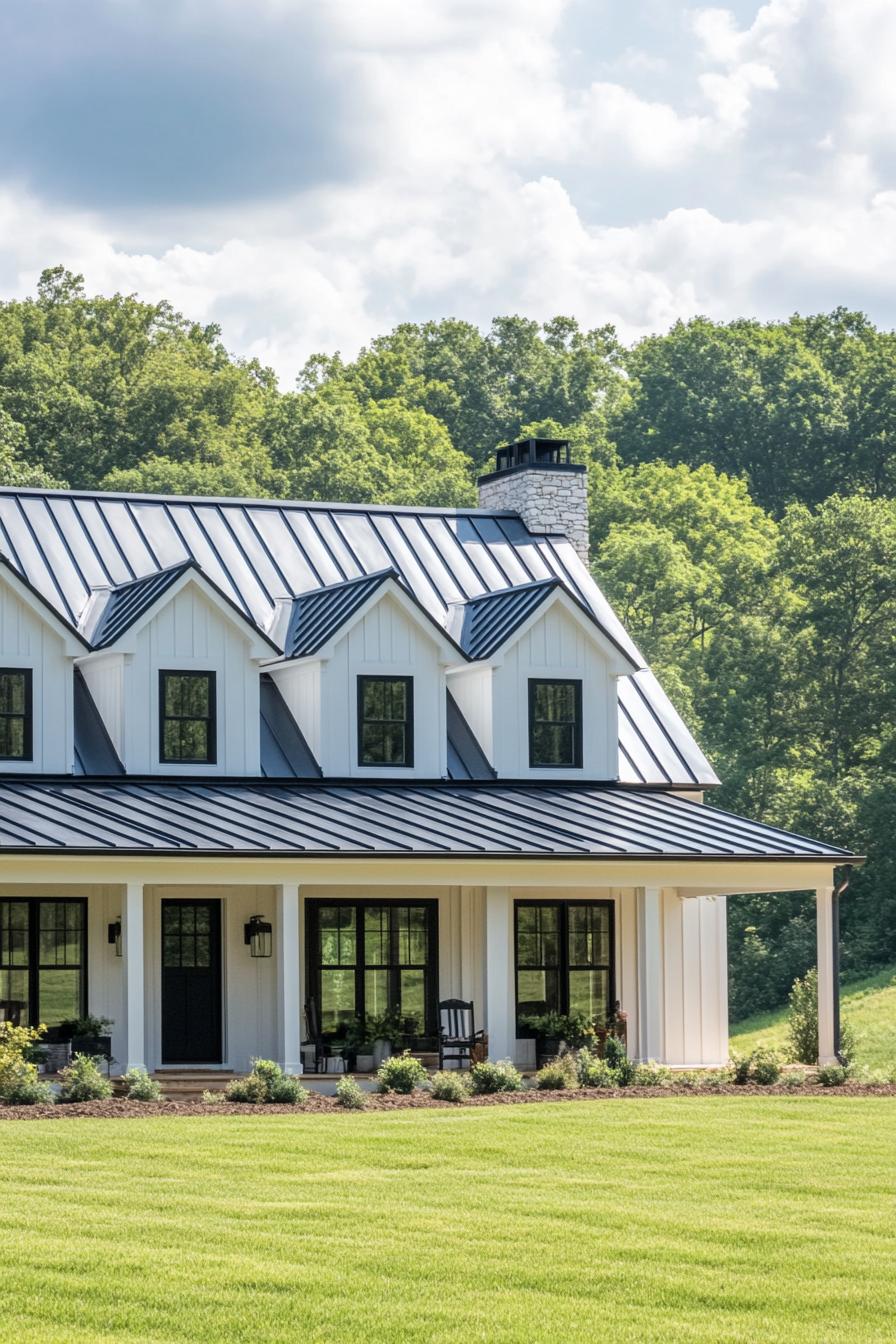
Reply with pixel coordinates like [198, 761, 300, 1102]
[308, 900, 437, 1039]
[528, 679, 582, 767]
[0, 669, 32, 760]
[0, 898, 86, 1030]
[515, 900, 613, 1033]
[357, 676, 413, 767]
[159, 671, 216, 764]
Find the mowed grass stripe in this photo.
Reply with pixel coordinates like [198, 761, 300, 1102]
[0, 1099, 893, 1343]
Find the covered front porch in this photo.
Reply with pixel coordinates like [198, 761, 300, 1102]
[0, 851, 847, 1078]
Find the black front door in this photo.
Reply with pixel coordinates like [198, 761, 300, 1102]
[161, 900, 222, 1063]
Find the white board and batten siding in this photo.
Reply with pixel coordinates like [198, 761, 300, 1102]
[0, 571, 75, 772]
[450, 603, 619, 780]
[80, 583, 262, 774]
[271, 592, 448, 778]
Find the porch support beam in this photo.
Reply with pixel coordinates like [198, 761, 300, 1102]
[816, 885, 837, 1065]
[275, 883, 302, 1075]
[485, 886, 514, 1064]
[636, 886, 664, 1062]
[122, 881, 146, 1072]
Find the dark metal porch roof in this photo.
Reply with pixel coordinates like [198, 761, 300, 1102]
[0, 779, 854, 860]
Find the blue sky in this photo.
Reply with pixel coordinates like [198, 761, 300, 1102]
[0, 0, 893, 383]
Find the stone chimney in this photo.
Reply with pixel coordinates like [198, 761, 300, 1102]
[477, 439, 589, 564]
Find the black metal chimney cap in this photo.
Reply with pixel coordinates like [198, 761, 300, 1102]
[478, 437, 585, 486]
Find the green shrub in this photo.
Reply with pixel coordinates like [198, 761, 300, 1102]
[838, 1019, 857, 1063]
[122, 1068, 162, 1102]
[58, 1053, 113, 1103]
[469, 1059, 524, 1094]
[731, 1052, 753, 1085]
[534, 1053, 579, 1090]
[225, 1059, 307, 1105]
[786, 968, 820, 1064]
[780, 1071, 806, 1089]
[0, 1022, 53, 1105]
[577, 1053, 617, 1088]
[376, 1050, 428, 1094]
[202, 1089, 225, 1104]
[603, 1035, 627, 1070]
[519, 1010, 596, 1047]
[429, 1070, 470, 1102]
[335, 1075, 368, 1110]
[816, 1063, 851, 1087]
[58, 1014, 113, 1043]
[632, 1062, 673, 1087]
[750, 1046, 782, 1086]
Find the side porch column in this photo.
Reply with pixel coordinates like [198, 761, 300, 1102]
[816, 885, 837, 1066]
[485, 886, 514, 1063]
[122, 881, 146, 1072]
[275, 883, 302, 1075]
[636, 886, 664, 1062]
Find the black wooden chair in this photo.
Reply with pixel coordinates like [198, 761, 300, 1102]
[303, 998, 347, 1074]
[438, 998, 484, 1070]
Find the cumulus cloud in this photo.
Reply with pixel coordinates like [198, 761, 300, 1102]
[0, 0, 893, 384]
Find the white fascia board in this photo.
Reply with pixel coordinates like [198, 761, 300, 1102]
[0, 564, 87, 656]
[86, 569, 277, 659]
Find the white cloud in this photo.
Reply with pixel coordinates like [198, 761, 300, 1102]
[1, 0, 895, 385]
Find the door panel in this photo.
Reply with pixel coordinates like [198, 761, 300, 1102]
[161, 900, 222, 1063]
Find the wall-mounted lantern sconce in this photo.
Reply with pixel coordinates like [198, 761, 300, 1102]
[244, 914, 273, 958]
[108, 919, 122, 957]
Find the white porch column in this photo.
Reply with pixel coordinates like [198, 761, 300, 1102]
[275, 883, 302, 1075]
[816, 886, 837, 1065]
[122, 881, 146, 1072]
[485, 886, 514, 1063]
[636, 886, 664, 1062]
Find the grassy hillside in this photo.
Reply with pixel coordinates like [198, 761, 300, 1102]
[730, 964, 896, 1070]
[1, 1101, 895, 1342]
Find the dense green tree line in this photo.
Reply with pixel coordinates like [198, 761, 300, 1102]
[2, 267, 896, 1017]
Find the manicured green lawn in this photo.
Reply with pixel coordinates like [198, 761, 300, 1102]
[731, 964, 896, 1070]
[0, 1100, 894, 1343]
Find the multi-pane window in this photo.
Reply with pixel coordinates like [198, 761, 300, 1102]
[528, 679, 582, 768]
[515, 901, 613, 1033]
[162, 902, 212, 968]
[357, 676, 413, 766]
[159, 671, 216, 764]
[0, 899, 86, 1029]
[310, 900, 436, 1037]
[0, 670, 32, 760]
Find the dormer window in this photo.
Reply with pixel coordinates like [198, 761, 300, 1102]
[0, 670, 32, 761]
[358, 676, 413, 767]
[159, 671, 217, 764]
[528, 679, 582, 768]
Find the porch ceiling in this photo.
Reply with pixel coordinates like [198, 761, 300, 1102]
[0, 778, 857, 861]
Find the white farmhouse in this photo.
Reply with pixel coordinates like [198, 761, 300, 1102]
[0, 440, 854, 1078]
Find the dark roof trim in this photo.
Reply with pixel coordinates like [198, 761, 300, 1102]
[0, 554, 89, 647]
[83, 558, 279, 653]
[455, 577, 642, 668]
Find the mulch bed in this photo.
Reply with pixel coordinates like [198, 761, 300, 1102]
[1, 1082, 894, 1120]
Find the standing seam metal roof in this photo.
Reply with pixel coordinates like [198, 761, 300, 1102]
[0, 779, 853, 857]
[0, 486, 719, 787]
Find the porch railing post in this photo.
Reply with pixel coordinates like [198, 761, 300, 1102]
[636, 886, 664, 1063]
[123, 881, 146, 1072]
[816, 885, 837, 1065]
[485, 886, 514, 1064]
[276, 883, 302, 1074]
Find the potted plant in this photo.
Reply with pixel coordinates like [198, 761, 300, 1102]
[59, 1013, 114, 1063]
[521, 1010, 596, 1065]
[370, 1008, 401, 1068]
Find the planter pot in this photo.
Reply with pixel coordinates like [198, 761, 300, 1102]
[43, 1041, 71, 1074]
[537, 1037, 567, 1067]
[354, 1053, 375, 1073]
[373, 1039, 392, 1068]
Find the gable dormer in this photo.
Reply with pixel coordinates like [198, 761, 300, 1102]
[0, 557, 87, 772]
[446, 580, 640, 780]
[76, 562, 277, 774]
[264, 570, 462, 778]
